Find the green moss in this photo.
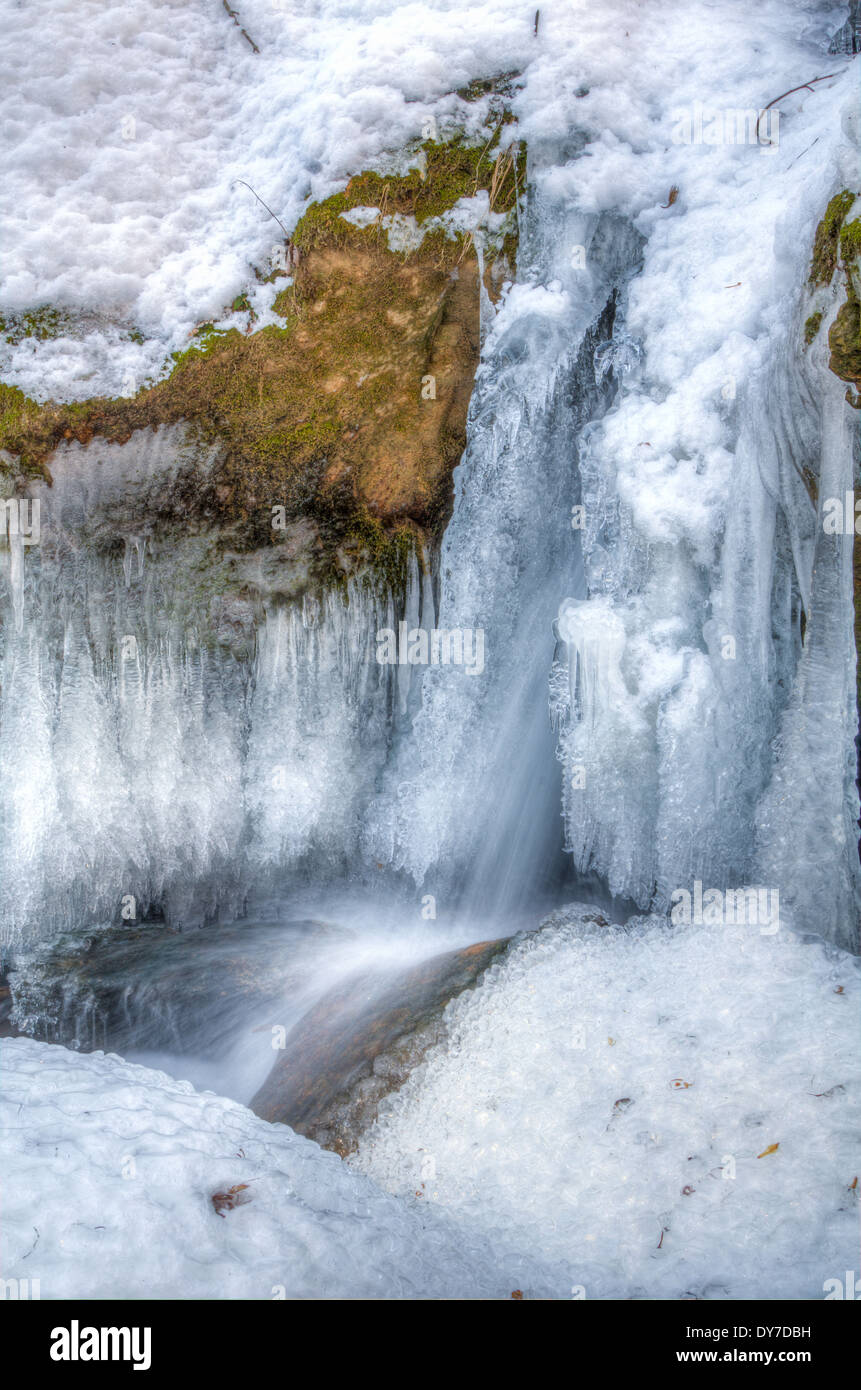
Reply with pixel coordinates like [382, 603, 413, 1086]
[0, 382, 65, 477]
[0, 305, 72, 344]
[839, 218, 861, 266]
[804, 311, 823, 346]
[331, 512, 419, 593]
[292, 135, 524, 261]
[810, 190, 857, 287]
[829, 296, 861, 387]
[168, 326, 236, 372]
[456, 71, 520, 103]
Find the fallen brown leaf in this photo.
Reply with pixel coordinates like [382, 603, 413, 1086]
[211, 1182, 251, 1217]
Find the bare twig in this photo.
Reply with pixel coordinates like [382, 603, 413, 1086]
[755, 72, 839, 142]
[222, 0, 261, 54]
[233, 180, 291, 239]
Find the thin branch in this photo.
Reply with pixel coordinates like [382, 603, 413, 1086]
[222, 0, 261, 54]
[755, 72, 840, 142]
[233, 180, 291, 239]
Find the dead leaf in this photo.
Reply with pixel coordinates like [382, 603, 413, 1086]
[511, 1289, 524, 1300]
[211, 1182, 251, 1217]
[670, 1078, 692, 1090]
[661, 186, 679, 209]
[757, 1143, 779, 1159]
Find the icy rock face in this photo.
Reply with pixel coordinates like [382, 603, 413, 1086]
[0, 433, 430, 949]
[0, 1035, 555, 1299]
[525, 10, 861, 941]
[1, 0, 859, 956]
[361, 4, 860, 946]
[356, 905, 861, 1300]
[829, 1, 861, 55]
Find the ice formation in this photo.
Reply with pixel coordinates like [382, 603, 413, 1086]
[0, 0, 859, 1304]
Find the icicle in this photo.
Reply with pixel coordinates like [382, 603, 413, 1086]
[473, 233, 495, 344]
[8, 526, 24, 634]
[398, 550, 421, 714]
[419, 544, 436, 634]
[555, 597, 626, 729]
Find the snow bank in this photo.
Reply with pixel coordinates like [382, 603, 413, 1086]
[0, 1035, 544, 1299]
[356, 909, 861, 1300]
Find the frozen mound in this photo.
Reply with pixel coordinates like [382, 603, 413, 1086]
[355, 910, 861, 1300]
[0, 1036, 552, 1299]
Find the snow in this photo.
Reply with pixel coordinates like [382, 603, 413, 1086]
[0, 1033, 545, 1299]
[356, 906, 861, 1300]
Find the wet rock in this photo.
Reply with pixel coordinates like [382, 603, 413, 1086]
[10, 918, 352, 1058]
[0, 976, 19, 1039]
[250, 937, 510, 1155]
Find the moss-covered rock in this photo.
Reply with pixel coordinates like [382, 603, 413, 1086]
[829, 296, 861, 395]
[809, 189, 857, 288]
[0, 126, 523, 588]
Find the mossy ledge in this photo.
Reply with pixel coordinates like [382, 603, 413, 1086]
[0, 130, 524, 591]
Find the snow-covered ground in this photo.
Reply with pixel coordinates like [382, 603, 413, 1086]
[0, 0, 532, 398]
[357, 910, 861, 1299]
[0, 1033, 548, 1299]
[2, 909, 858, 1300]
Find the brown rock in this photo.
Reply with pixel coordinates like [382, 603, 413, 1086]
[250, 936, 510, 1155]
